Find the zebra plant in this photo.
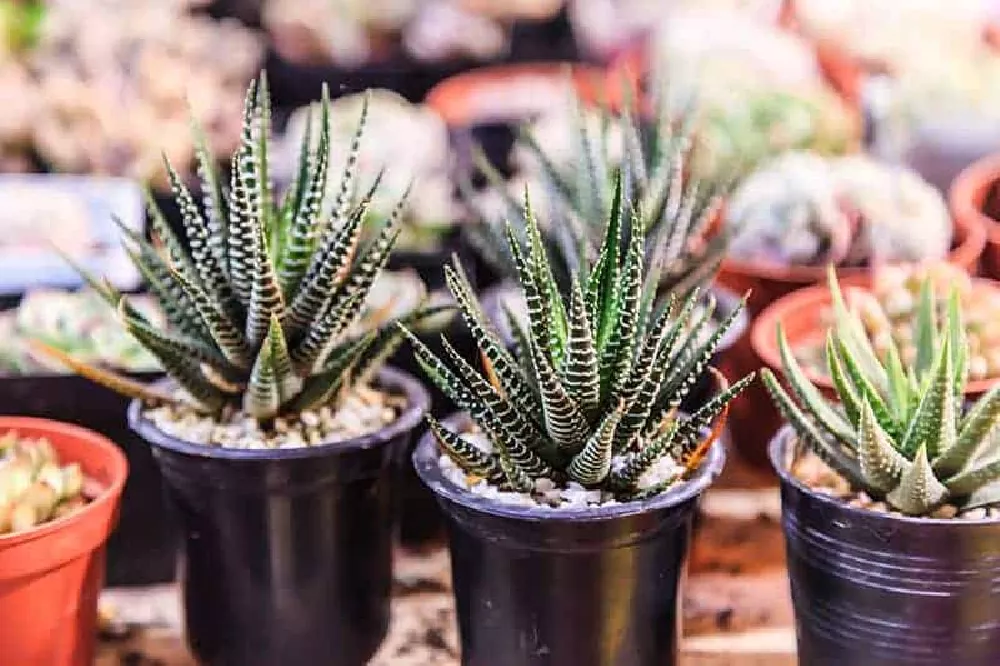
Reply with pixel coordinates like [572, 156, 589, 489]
[38, 76, 439, 423]
[404, 178, 754, 500]
[763, 269, 1000, 516]
[464, 81, 735, 300]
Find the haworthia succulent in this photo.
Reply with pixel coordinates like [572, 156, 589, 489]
[406, 191, 753, 501]
[45, 77, 425, 423]
[768, 270, 1000, 516]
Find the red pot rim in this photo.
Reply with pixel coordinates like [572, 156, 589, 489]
[721, 210, 987, 287]
[425, 62, 608, 127]
[751, 276, 1000, 396]
[949, 151, 1000, 244]
[0, 417, 127, 551]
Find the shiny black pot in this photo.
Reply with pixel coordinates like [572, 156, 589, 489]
[129, 368, 429, 666]
[771, 427, 1000, 666]
[414, 413, 725, 666]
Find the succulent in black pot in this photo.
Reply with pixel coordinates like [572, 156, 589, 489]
[764, 269, 1000, 665]
[37, 78, 441, 666]
[405, 181, 754, 666]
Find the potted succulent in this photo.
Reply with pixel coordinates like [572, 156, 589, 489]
[0, 417, 127, 666]
[951, 152, 1000, 280]
[763, 269, 1000, 664]
[0, 289, 176, 586]
[38, 78, 436, 666]
[406, 183, 754, 666]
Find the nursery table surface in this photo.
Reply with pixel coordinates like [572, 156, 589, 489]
[95, 440, 796, 666]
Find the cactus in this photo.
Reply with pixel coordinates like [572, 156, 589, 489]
[763, 268, 1000, 516]
[726, 152, 952, 268]
[406, 180, 754, 501]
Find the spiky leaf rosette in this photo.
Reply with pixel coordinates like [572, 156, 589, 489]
[404, 185, 753, 501]
[764, 268, 1000, 516]
[50, 77, 438, 422]
[463, 80, 733, 300]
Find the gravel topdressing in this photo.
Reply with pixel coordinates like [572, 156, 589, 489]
[143, 385, 407, 450]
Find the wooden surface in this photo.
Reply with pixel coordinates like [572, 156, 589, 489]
[95, 444, 797, 666]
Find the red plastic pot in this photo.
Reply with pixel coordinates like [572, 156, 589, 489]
[0, 417, 128, 666]
[950, 153, 1000, 280]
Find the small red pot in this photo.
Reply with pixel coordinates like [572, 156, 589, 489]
[950, 153, 1000, 280]
[0, 417, 128, 666]
[426, 61, 608, 127]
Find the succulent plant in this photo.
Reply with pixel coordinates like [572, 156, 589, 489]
[405, 179, 754, 500]
[0, 431, 87, 535]
[763, 269, 1000, 516]
[465, 83, 732, 301]
[0, 289, 162, 375]
[726, 152, 952, 268]
[38, 77, 439, 423]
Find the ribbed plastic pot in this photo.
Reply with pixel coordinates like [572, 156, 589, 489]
[128, 368, 429, 666]
[1, 372, 177, 586]
[771, 426, 1000, 665]
[414, 414, 725, 666]
[0, 417, 128, 666]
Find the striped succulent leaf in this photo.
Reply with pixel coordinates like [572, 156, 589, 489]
[47, 77, 422, 423]
[765, 270, 1000, 515]
[407, 192, 753, 500]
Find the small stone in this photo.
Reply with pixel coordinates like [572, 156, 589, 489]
[533, 478, 556, 492]
[932, 504, 959, 519]
[960, 506, 988, 520]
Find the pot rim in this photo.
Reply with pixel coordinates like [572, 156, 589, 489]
[751, 276, 1000, 395]
[769, 423, 1000, 527]
[413, 411, 725, 523]
[127, 366, 429, 461]
[950, 151, 1000, 243]
[425, 61, 607, 126]
[0, 416, 128, 547]
[720, 211, 986, 283]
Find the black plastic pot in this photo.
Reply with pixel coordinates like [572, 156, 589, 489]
[414, 413, 725, 666]
[771, 427, 1000, 665]
[129, 368, 429, 666]
[1, 372, 177, 586]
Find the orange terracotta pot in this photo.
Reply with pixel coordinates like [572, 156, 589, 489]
[752, 276, 1000, 398]
[0, 417, 128, 666]
[950, 153, 1000, 280]
[716, 211, 986, 317]
[425, 61, 608, 126]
